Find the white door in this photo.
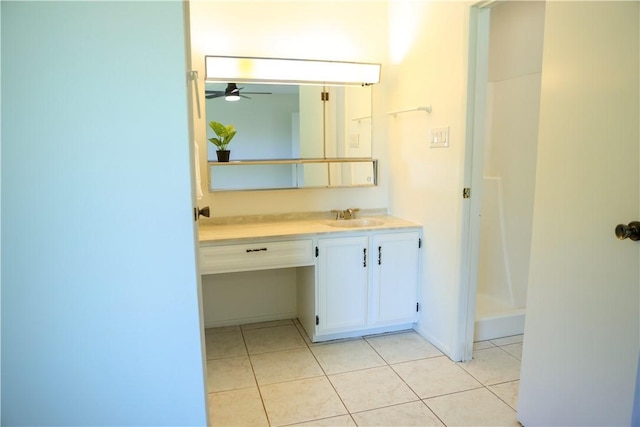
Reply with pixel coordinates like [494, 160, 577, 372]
[518, 2, 639, 425]
[369, 231, 420, 327]
[317, 236, 369, 334]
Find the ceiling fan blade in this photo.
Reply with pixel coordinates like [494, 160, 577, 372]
[242, 92, 273, 95]
[205, 90, 224, 99]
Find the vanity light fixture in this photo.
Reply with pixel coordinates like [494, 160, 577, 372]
[205, 55, 381, 86]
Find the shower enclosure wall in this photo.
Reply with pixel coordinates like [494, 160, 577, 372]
[474, 1, 545, 341]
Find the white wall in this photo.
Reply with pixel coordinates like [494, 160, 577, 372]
[190, 1, 389, 216]
[386, 1, 472, 358]
[1, 2, 207, 424]
[478, 1, 544, 307]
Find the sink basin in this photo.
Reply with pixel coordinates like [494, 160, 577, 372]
[326, 218, 384, 228]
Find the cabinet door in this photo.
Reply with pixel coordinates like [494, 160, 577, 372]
[370, 231, 420, 327]
[317, 236, 369, 334]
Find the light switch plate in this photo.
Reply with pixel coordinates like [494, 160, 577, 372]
[430, 127, 450, 148]
[349, 134, 360, 149]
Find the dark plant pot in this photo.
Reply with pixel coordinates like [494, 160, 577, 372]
[216, 150, 230, 162]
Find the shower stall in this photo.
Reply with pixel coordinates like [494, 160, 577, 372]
[473, 1, 545, 342]
[475, 177, 527, 341]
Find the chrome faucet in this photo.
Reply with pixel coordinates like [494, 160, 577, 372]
[331, 208, 360, 220]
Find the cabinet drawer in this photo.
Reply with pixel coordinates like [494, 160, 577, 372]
[200, 239, 314, 274]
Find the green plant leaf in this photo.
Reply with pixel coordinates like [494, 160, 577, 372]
[208, 137, 223, 148]
[208, 121, 236, 151]
[209, 121, 228, 137]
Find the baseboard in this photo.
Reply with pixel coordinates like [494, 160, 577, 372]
[474, 311, 526, 341]
[203, 312, 297, 329]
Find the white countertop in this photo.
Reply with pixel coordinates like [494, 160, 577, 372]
[198, 214, 421, 244]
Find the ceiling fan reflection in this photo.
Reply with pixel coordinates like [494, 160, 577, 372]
[205, 83, 272, 101]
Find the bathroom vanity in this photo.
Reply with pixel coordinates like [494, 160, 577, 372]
[199, 214, 422, 342]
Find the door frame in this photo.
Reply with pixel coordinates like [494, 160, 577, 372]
[181, 0, 210, 423]
[457, 2, 492, 362]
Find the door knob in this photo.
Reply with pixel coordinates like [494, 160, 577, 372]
[194, 206, 210, 221]
[198, 206, 210, 218]
[615, 221, 640, 241]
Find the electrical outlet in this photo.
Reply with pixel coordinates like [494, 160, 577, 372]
[430, 127, 450, 148]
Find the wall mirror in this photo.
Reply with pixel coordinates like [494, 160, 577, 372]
[209, 159, 377, 191]
[204, 56, 380, 191]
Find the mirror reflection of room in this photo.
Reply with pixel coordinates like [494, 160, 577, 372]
[209, 160, 377, 191]
[204, 83, 372, 162]
[205, 83, 301, 161]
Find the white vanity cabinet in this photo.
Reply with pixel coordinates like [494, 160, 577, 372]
[369, 231, 421, 327]
[316, 236, 369, 335]
[309, 229, 421, 342]
[199, 216, 422, 338]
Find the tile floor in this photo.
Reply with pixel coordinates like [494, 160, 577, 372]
[205, 319, 523, 427]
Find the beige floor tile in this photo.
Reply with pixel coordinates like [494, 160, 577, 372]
[490, 334, 524, 346]
[251, 347, 324, 385]
[489, 380, 520, 410]
[208, 387, 268, 427]
[260, 376, 347, 426]
[243, 324, 306, 355]
[290, 414, 356, 426]
[425, 388, 519, 426]
[392, 356, 483, 398]
[458, 347, 521, 386]
[329, 366, 419, 413]
[501, 343, 523, 360]
[311, 339, 386, 375]
[205, 331, 247, 360]
[205, 325, 240, 335]
[206, 356, 255, 392]
[352, 401, 444, 426]
[365, 331, 442, 364]
[473, 340, 495, 351]
[241, 319, 294, 330]
[204, 324, 524, 427]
